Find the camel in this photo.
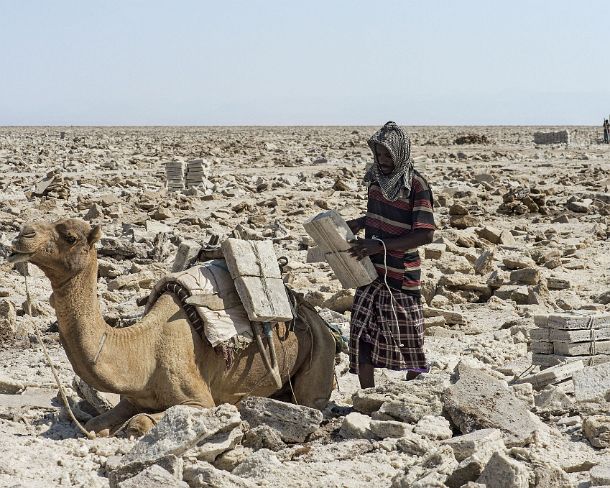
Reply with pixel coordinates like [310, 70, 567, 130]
[8, 218, 337, 436]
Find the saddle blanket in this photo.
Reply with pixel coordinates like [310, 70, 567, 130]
[145, 260, 254, 348]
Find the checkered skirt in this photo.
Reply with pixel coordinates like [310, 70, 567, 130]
[349, 279, 427, 374]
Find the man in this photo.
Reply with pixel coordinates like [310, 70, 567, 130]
[603, 119, 609, 144]
[347, 121, 435, 389]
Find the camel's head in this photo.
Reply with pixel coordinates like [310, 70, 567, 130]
[8, 219, 102, 282]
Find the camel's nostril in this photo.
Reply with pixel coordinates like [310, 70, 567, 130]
[21, 231, 36, 239]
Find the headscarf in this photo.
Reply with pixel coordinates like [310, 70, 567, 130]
[364, 121, 414, 201]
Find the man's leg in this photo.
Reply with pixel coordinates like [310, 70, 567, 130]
[358, 339, 375, 388]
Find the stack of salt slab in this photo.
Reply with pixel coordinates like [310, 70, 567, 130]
[221, 238, 293, 322]
[533, 130, 570, 145]
[185, 159, 211, 189]
[531, 312, 610, 368]
[165, 160, 186, 191]
[303, 210, 378, 289]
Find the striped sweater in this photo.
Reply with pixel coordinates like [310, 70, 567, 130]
[364, 170, 435, 295]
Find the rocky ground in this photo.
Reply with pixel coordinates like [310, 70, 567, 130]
[0, 126, 609, 487]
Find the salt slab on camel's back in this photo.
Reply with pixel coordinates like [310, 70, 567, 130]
[303, 210, 378, 289]
[221, 238, 293, 322]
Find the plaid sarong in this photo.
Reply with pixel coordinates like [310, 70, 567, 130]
[349, 279, 427, 374]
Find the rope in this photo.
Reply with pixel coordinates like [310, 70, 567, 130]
[23, 274, 95, 440]
[371, 237, 404, 348]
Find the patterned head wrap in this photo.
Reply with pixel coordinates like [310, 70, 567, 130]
[364, 121, 414, 201]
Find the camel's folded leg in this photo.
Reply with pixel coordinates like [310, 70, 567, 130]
[84, 398, 139, 436]
[124, 399, 216, 437]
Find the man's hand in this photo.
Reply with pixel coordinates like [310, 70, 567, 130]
[346, 217, 365, 235]
[349, 238, 383, 261]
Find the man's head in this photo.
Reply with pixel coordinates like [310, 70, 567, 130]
[364, 121, 415, 201]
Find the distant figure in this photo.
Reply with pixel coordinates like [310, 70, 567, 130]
[604, 119, 610, 144]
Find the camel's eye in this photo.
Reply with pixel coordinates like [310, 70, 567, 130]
[64, 234, 77, 245]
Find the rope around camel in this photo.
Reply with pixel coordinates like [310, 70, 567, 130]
[22, 273, 95, 440]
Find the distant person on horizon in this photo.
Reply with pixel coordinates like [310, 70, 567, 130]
[604, 119, 610, 144]
[346, 121, 435, 389]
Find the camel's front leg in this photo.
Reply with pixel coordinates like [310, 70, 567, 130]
[84, 398, 139, 436]
[124, 397, 216, 437]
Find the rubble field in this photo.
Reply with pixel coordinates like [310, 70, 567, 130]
[0, 125, 609, 487]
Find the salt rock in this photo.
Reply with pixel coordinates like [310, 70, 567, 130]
[0, 373, 25, 394]
[238, 397, 322, 443]
[242, 424, 285, 451]
[443, 363, 547, 447]
[442, 428, 504, 462]
[184, 460, 256, 488]
[370, 419, 412, 439]
[391, 445, 458, 488]
[583, 415, 610, 448]
[590, 464, 610, 486]
[414, 415, 453, 440]
[190, 426, 243, 462]
[391, 433, 430, 457]
[339, 412, 374, 439]
[353, 374, 446, 419]
[476, 226, 515, 245]
[120, 405, 240, 468]
[477, 451, 529, 488]
[474, 250, 495, 275]
[0, 299, 17, 339]
[232, 448, 282, 479]
[510, 267, 541, 285]
[573, 362, 610, 403]
[117, 464, 188, 488]
[213, 445, 253, 472]
[503, 255, 536, 270]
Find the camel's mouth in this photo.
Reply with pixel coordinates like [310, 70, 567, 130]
[7, 250, 34, 263]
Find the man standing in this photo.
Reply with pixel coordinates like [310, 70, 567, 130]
[603, 119, 609, 144]
[347, 121, 435, 389]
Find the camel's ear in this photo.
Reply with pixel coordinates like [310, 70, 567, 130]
[87, 225, 102, 248]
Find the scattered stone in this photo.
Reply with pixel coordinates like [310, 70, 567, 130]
[190, 426, 243, 462]
[474, 250, 494, 275]
[183, 461, 256, 488]
[238, 397, 323, 443]
[424, 243, 446, 259]
[354, 375, 446, 420]
[413, 415, 453, 440]
[510, 267, 540, 285]
[573, 362, 610, 402]
[117, 464, 188, 488]
[0, 299, 17, 339]
[443, 363, 547, 447]
[442, 428, 504, 462]
[232, 448, 283, 478]
[477, 451, 529, 488]
[0, 373, 25, 394]
[369, 419, 412, 439]
[339, 412, 374, 439]
[476, 226, 515, 245]
[113, 405, 240, 482]
[242, 425, 285, 451]
[583, 415, 610, 448]
[391, 445, 458, 487]
[515, 360, 583, 390]
[590, 464, 610, 486]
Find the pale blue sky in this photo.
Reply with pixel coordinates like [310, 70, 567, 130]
[1, 1, 608, 125]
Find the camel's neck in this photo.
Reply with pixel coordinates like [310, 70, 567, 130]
[50, 256, 156, 393]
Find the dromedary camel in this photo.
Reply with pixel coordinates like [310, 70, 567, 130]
[9, 219, 337, 436]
